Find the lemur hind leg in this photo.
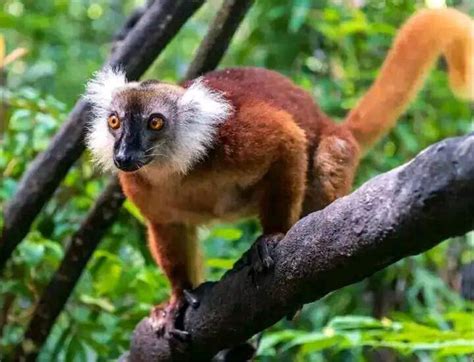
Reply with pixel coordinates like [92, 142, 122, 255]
[281, 131, 359, 322]
[303, 129, 360, 215]
[147, 223, 203, 339]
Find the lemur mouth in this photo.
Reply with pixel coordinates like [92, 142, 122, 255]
[116, 163, 142, 173]
[113, 156, 152, 173]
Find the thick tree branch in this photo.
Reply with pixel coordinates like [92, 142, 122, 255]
[12, 1, 253, 360]
[0, 0, 205, 272]
[128, 133, 474, 361]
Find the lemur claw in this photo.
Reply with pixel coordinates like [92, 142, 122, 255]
[183, 289, 200, 309]
[227, 233, 284, 280]
[248, 233, 283, 274]
[169, 328, 191, 342]
[256, 238, 274, 271]
[150, 300, 190, 346]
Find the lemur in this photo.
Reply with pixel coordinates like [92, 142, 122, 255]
[85, 8, 473, 337]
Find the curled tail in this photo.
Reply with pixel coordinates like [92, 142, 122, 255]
[343, 8, 474, 153]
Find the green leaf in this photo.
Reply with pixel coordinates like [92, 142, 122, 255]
[327, 316, 385, 330]
[206, 258, 235, 270]
[284, 332, 345, 354]
[289, 0, 311, 32]
[445, 311, 474, 333]
[123, 200, 145, 224]
[258, 329, 306, 355]
[65, 336, 87, 362]
[93, 261, 122, 295]
[79, 294, 115, 313]
[210, 227, 243, 241]
[19, 242, 45, 266]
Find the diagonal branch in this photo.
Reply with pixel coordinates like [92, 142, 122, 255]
[128, 133, 474, 361]
[184, 0, 253, 80]
[12, 1, 254, 360]
[0, 0, 205, 272]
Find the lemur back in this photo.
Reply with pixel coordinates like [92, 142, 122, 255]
[190, 67, 333, 145]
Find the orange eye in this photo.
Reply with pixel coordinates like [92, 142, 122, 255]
[148, 115, 165, 131]
[108, 115, 121, 130]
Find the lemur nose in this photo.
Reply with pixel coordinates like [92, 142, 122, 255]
[114, 151, 142, 172]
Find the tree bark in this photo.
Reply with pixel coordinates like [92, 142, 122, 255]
[127, 133, 474, 361]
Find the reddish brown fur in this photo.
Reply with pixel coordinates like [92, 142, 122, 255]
[120, 69, 359, 298]
[147, 223, 201, 300]
[117, 8, 472, 312]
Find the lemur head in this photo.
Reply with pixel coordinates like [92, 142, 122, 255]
[84, 67, 231, 174]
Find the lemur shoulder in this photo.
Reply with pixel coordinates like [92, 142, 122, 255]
[85, 8, 473, 336]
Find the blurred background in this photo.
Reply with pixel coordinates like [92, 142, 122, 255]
[0, 0, 473, 360]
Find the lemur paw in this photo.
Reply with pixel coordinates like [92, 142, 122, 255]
[150, 301, 187, 340]
[252, 233, 283, 272]
[150, 289, 199, 345]
[239, 233, 283, 278]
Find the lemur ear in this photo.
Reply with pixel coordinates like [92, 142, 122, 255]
[170, 78, 232, 174]
[178, 78, 232, 124]
[84, 66, 127, 113]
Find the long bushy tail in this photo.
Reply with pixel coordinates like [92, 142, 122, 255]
[343, 8, 474, 153]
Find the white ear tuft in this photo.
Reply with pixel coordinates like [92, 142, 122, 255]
[173, 78, 233, 173]
[84, 66, 127, 172]
[179, 78, 232, 124]
[84, 66, 127, 111]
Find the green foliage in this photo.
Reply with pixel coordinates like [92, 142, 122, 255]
[1, 0, 473, 360]
[260, 314, 474, 358]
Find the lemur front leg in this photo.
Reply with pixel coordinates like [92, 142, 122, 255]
[244, 129, 308, 276]
[147, 223, 203, 340]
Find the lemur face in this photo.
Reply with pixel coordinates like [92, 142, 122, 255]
[85, 68, 232, 174]
[107, 83, 184, 172]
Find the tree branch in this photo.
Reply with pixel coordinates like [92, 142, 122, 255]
[0, 0, 205, 272]
[128, 133, 474, 361]
[12, 1, 253, 359]
[184, 0, 253, 80]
